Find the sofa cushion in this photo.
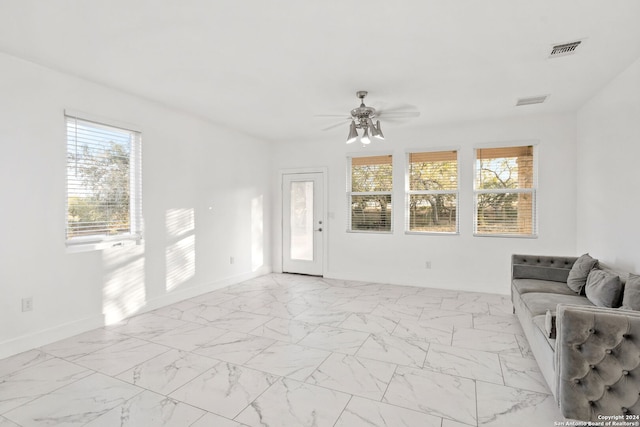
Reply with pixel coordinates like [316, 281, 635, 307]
[512, 278, 577, 296]
[585, 269, 623, 308]
[621, 273, 640, 311]
[566, 253, 598, 294]
[520, 292, 594, 317]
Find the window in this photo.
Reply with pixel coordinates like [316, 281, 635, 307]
[66, 114, 142, 249]
[407, 150, 458, 233]
[348, 155, 393, 232]
[474, 145, 536, 236]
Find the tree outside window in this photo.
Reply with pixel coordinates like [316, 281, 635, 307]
[348, 155, 392, 232]
[66, 116, 142, 246]
[474, 145, 536, 236]
[407, 150, 458, 233]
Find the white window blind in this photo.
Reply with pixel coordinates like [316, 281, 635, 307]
[66, 115, 142, 247]
[407, 150, 458, 233]
[348, 155, 393, 232]
[474, 145, 536, 236]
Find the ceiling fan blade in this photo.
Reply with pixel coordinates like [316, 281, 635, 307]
[379, 117, 421, 125]
[378, 111, 421, 118]
[376, 103, 418, 113]
[321, 121, 349, 131]
[378, 117, 407, 123]
[314, 114, 351, 118]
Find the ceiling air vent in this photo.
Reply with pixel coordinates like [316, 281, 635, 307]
[549, 40, 582, 58]
[516, 95, 549, 107]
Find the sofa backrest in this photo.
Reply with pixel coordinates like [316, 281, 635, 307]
[512, 254, 578, 283]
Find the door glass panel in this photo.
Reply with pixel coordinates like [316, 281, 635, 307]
[290, 181, 314, 261]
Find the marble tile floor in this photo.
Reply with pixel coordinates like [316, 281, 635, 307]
[0, 274, 569, 426]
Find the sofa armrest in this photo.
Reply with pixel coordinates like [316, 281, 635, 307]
[512, 254, 577, 283]
[555, 304, 640, 420]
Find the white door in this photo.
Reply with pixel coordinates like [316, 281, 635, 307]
[282, 172, 324, 276]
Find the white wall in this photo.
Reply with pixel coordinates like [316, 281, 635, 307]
[0, 53, 272, 358]
[576, 56, 640, 273]
[272, 113, 577, 294]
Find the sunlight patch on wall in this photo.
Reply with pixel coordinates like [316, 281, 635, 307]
[251, 195, 264, 271]
[166, 208, 195, 291]
[102, 245, 145, 325]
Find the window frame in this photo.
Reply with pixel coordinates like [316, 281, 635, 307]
[65, 111, 143, 252]
[405, 149, 460, 235]
[346, 153, 394, 234]
[473, 143, 538, 238]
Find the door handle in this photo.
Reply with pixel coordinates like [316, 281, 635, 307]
[314, 228, 323, 232]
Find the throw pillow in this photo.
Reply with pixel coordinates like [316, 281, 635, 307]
[622, 273, 640, 311]
[566, 253, 598, 294]
[585, 269, 623, 308]
[544, 310, 556, 339]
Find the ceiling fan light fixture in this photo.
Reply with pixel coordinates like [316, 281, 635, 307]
[361, 126, 371, 145]
[373, 120, 384, 140]
[319, 90, 418, 144]
[346, 120, 358, 144]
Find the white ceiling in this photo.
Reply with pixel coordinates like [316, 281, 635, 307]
[1, 1, 640, 143]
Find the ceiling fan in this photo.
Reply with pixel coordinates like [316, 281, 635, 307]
[317, 91, 420, 144]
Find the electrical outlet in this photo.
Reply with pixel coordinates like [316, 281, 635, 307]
[425, 261, 432, 269]
[230, 256, 235, 264]
[22, 297, 33, 312]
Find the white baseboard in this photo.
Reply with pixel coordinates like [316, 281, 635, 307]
[0, 267, 272, 360]
[0, 314, 106, 360]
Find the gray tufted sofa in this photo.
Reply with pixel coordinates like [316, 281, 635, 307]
[511, 254, 638, 421]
